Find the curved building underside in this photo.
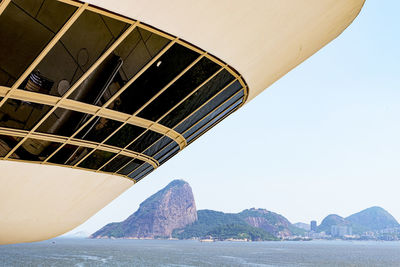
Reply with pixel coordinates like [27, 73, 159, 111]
[0, 0, 364, 244]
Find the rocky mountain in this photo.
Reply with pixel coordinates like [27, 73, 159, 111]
[172, 208, 303, 240]
[238, 208, 304, 237]
[91, 180, 197, 239]
[316, 207, 399, 234]
[172, 209, 278, 241]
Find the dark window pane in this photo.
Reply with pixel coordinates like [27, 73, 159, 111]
[75, 116, 123, 143]
[12, 138, 61, 161]
[79, 150, 115, 170]
[0, 135, 21, 158]
[115, 28, 169, 80]
[91, 28, 170, 107]
[176, 87, 243, 135]
[0, 99, 52, 130]
[0, 1, 76, 86]
[133, 165, 154, 183]
[32, 10, 128, 96]
[67, 54, 123, 106]
[48, 144, 91, 166]
[137, 57, 220, 121]
[143, 136, 172, 157]
[183, 92, 243, 139]
[105, 124, 145, 148]
[153, 141, 177, 161]
[101, 154, 132, 173]
[160, 70, 236, 128]
[158, 146, 179, 165]
[109, 44, 199, 114]
[187, 99, 242, 144]
[127, 131, 163, 153]
[128, 162, 151, 179]
[36, 108, 91, 137]
[117, 158, 144, 175]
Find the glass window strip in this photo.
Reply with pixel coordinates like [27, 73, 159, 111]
[128, 91, 244, 175]
[117, 78, 241, 171]
[131, 53, 205, 116]
[0, 2, 87, 108]
[3, 20, 139, 159]
[105, 70, 235, 168]
[187, 100, 243, 145]
[0, 0, 249, 182]
[0, 86, 185, 146]
[0, 125, 157, 166]
[50, 40, 179, 170]
[40, 41, 183, 165]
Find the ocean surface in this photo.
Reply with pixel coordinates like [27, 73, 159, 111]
[1, 238, 400, 266]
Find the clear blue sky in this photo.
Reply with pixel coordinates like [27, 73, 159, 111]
[70, 0, 400, 235]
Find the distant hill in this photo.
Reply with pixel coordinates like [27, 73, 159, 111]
[346, 206, 399, 232]
[91, 180, 197, 239]
[317, 207, 399, 234]
[318, 214, 350, 234]
[238, 208, 304, 237]
[172, 208, 303, 240]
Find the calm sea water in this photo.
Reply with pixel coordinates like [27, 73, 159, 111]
[1, 238, 400, 266]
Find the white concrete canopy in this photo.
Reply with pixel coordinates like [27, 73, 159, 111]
[0, 161, 132, 244]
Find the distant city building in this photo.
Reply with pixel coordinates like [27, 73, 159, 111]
[331, 225, 352, 237]
[310, 221, 317, 232]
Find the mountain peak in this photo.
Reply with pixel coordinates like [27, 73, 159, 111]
[165, 179, 188, 188]
[346, 206, 399, 231]
[91, 179, 197, 239]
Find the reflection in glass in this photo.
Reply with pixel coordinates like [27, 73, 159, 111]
[105, 124, 145, 148]
[187, 99, 243, 144]
[158, 146, 179, 165]
[75, 116, 123, 143]
[127, 131, 163, 153]
[177, 89, 244, 136]
[137, 57, 220, 121]
[153, 141, 177, 162]
[128, 162, 151, 179]
[0, 134, 21, 158]
[133, 165, 154, 182]
[0, 99, 52, 130]
[0, 1, 76, 86]
[161, 73, 238, 129]
[109, 44, 199, 115]
[79, 150, 115, 170]
[12, 138, 61, 161]
[91, 28, 170, 106]
[47, 144, 92, 166]
[32, 10, 128, 96]
[143, 136, 171, 157]
[37, 108, 91, 137]
[101, 154, 132, 172]
[117, 158, 144, 175]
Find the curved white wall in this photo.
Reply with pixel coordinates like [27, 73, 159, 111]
[0, 161, 133, 244]
[87, 0, 364, 101]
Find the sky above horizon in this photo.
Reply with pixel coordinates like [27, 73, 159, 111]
[70, 1, 400, 235]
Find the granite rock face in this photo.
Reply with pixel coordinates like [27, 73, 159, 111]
[91, 180, 197, 239]
[239, 208, 296, 237]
